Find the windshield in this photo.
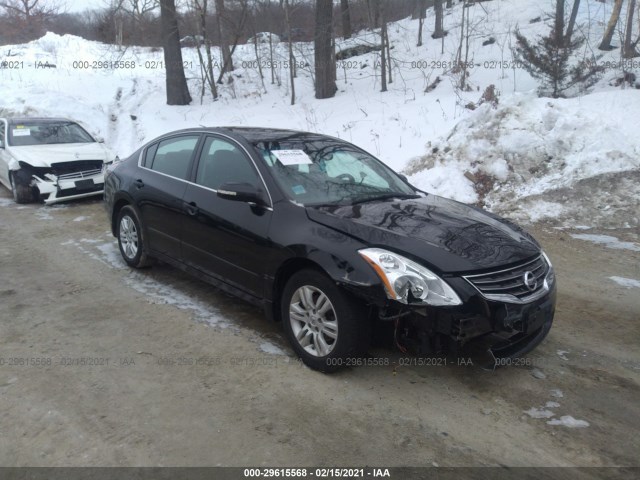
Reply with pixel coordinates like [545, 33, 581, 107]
[252, 137, 417, 206]
[8, 121, 95, 146]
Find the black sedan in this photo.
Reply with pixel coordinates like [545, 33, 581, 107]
[104, 127, 556, 372]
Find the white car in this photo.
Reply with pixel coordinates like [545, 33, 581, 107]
[0, 117, 115, 204]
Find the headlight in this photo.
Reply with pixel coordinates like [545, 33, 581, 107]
[359, 248, 462, 306]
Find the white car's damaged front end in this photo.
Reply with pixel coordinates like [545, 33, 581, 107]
[22, 158, 107, 205]
[0, 118, 115, 205]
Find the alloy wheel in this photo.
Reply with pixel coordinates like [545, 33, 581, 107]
[119, 215, 139, 260]
[289, 285, 338, 357]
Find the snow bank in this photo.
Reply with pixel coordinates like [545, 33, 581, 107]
[407, 92, 640, 228]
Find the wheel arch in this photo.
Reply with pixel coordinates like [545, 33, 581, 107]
[110, 194, 135, 236]
[270, 257, 326, 322]
[269, 250, 383, 323]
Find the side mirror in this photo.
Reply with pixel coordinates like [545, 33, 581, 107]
[95, 136, 105, 143]
[217, 182, 267, 206]
[398, 173, 408, 183]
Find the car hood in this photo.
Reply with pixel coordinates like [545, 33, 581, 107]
[9, 143, 112, 169]
[305, 195, 541, 274]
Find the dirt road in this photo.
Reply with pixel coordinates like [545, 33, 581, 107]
[0, 192, 638, 468]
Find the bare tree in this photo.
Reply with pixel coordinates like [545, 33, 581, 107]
[0, 0, 62, 40]
[599, 0, 625, 50]
[285, 0, 296, 104]
[623, 0, 639, 57]
[314, 0, 336, 99]
[191, 0, 219, 101]
[554, 0, 565, 46]
[416, 0, 426, 46]
[432, 0, 445, 39]
[108, 0, 157, 46]
[215, 0, 234, 73]
[160, 0, 192, 105]
[340, 0, 352, 39]
[365, 0, 379, 29]
[380, 0, 387, 91]
[565, 0, 580, 45]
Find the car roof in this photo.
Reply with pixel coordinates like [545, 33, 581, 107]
[164, 126, 334, 144]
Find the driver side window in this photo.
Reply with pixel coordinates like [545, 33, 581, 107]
[195, 136, 260, 190]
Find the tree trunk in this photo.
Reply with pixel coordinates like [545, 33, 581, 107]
[285, 0, 295, 104]
[194, 0, 218, 101]
[160, 0, 192, 105]
[215, 0, 234, 73]
[341, 0, 352, 39]
[417, 0, 426, 46]
[314, 0, 337, 99]
[366, 0, 380, 29]
[599, 0, 625, 50]
[554, 0, 565, 47]
[433, 0, 444, 39]
[565, 0, 580, 45]
[623, 0, 639, 57]
[412, 0, 420, 19]
[380, 1, 387, 92]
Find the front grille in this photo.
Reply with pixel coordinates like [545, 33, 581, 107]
[51, 160, 104, 177]
[57, 168, 103, 180]
[464, 255, 549, 302]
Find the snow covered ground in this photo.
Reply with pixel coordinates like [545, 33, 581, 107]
[1, 0, 638, 228]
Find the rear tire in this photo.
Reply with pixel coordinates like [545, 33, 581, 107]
[116, 205, 152, 268]
[281, 269, 370, 373]
[10, 171, 35, 204]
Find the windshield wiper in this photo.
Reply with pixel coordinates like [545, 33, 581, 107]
[349, 193, 421, 205]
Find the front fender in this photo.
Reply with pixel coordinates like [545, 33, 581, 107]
[271, 216, 388, 307]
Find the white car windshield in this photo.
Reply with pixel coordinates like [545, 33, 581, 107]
[8, 121, 95, 146]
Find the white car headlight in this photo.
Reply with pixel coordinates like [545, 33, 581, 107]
[359, 248, 462, 306]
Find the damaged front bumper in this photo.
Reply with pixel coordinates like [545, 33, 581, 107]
[31, 168, 105, 205]
[381, 273, 557, 367]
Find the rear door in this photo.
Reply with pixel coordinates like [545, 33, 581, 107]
[181, 134, 273, 298]
[134, 134, 201, 260]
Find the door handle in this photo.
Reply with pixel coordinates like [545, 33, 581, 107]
[134, 179, 144, 189]
[185, 201, 199, 216]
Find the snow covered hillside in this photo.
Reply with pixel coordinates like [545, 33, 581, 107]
[1, 0, 638, 228]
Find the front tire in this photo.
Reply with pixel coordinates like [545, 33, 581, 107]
[10, 171, 35, 204]
[281, 269, 370, 373]
[116, 205, 152, 268]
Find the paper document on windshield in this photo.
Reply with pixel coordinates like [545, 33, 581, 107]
[12, 128, 31, 137]
[272, 150, 313, 166]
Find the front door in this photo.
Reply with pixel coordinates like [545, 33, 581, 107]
[181, 135, 273, 298]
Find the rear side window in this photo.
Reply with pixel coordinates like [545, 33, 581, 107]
[143, 143, 158, 168]
[0, 122, 5, 147]
[149, 135, 199, 180]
